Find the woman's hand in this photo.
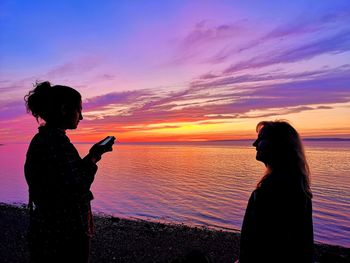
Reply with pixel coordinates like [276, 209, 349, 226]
[88, 136, 115, 163]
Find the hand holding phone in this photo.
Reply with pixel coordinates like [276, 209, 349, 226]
[89, 136, 116, 162]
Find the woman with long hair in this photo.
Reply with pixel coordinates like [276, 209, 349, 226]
[239, 120, 314, 262]
[24, 81, 115, 262]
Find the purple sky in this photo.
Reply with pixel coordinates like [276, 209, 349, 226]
[0, 0, 349, 142]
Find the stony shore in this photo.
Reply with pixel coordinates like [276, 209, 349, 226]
[0, 203, 349, 263]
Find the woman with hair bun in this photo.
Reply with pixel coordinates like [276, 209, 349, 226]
[24, 81, 115, 263]
[238, 120, 314, 262]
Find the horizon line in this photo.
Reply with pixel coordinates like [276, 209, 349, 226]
[2, 137, 350, 145]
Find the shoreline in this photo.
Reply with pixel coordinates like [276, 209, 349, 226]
[0, 203, 349, 263]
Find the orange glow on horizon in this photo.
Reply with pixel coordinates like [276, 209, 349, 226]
[64, 102, 350, 143]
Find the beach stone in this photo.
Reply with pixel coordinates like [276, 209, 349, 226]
[0, 204, 349, 263]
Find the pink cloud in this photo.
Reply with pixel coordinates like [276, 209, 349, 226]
[170, 20, 250, 65]
[75, 65, 350, 133]
[182, 20, 246, 47]
[223, 30, 350, 74]
[206, 10, 350, 65]
[44, 56, 103, 79]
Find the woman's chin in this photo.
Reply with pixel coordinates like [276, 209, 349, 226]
[256, 153, 265, 163]
[67, 124, 78, 130]
[256, 152, 261, 160]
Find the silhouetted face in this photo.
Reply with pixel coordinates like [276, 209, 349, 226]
[253, 127, 273, 165]
[64, 101, 83, 130]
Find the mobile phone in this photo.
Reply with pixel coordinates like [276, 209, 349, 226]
[99, 136, 115, 146]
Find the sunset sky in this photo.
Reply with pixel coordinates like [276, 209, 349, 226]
[1, 0, 349, 143]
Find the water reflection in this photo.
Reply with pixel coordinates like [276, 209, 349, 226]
[0, 142, 349, 247]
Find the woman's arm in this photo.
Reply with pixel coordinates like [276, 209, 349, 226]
[46, 136, 98, 204]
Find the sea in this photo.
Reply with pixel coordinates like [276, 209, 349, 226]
[0, 140, 349, 247]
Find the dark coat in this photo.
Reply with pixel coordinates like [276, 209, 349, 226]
[24, 126, 98, 262]
[239, 172, 314, 262]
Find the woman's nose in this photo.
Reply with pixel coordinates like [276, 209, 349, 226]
[79, 112, 83, 120]
[252, 140, 257, 147]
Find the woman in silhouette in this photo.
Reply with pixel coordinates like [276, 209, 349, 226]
[239, 120, 314, 262]
[24, 81, 115, 263]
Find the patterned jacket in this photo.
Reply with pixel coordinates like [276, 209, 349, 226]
[25, 125, 97, 237]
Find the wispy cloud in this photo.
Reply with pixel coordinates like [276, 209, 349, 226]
[182, 20, 245, 47]
[44, 56, 102, 79]
[193, 65, 350, 88]
[73, 64, 350, 134]
[0, 100, 26, 120]
[207, 10, 350, 65]
[223, 30, 350, 74]
[171, 20, 249, 65]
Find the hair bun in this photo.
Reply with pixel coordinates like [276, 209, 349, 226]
[34, 81, 51, 94]
[30, 81, 52, 104]
[25, 81, 52, 120]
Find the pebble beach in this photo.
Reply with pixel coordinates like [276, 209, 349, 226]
[0, 203, 349, 263]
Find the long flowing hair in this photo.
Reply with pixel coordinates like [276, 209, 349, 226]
[256, 120, 312, 198]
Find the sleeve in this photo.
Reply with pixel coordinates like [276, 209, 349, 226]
[46, 136, 98, 204]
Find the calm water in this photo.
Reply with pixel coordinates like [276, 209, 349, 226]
[0, 141, 349, 247]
